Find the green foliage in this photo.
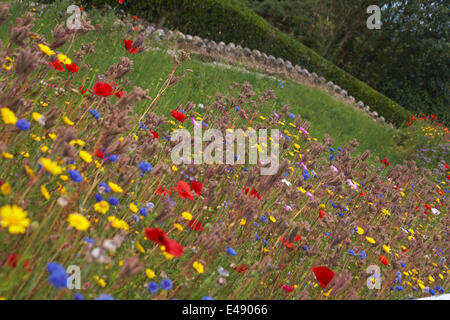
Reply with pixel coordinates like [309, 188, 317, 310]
[82, 0, 411, 126]
[246, 0, 450, 125]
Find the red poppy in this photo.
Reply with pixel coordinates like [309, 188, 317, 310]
[79, 86, 87, 94]
[133, 15, 138, 20]
[424, 203, 431, 210]
[173, 181, 193, 199]
[49, 59, 64, 71]
[359, 191, 366, 196]
[94, 149, 104, 159]
[444, 163, 449, 170]
[190, 181, 203, 196]
[319, 209, 324, 218]
[65, 63, 79, 73]
[380, 158, 389, 167]
[407, 122, 411, 127]
[311, 266, 335, 289]
[123, 39, 138, 54]
[378, 255, 389, 266]
[150, 131, 159, 139]
[7, 253, 20, 267]
[188, 219, 203, 231]
[93, 82, 113, 97]
[145, 227, 183, 257]
[114, 89, 125, 98]
[281, 284, 294, 292]
[156, 187, 171, 196]
[171, 110, 187, 123]
[118, 0, 124, 3]
[411, 115, 417, 122]
[244, 187, 261, 200]
[234, 264, 248, 273]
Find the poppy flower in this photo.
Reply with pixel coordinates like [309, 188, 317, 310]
[311, 266, 335, 289]
[133, 15, 138, 20]
[93, 82, 113, 97]
[171, 110, 187, 123]
[7, 253, 20, 267]
[281, 284, 294, 292]
[380, 158, 389, 167]
[411, 115, 417, 122]
[190, 181, 203, 196]
[114, 88, 125, 98]
[150, 131, 159, 139]
[407, 122, 411, 127]
[118, 0, 123, 3]
[319, 210, 324, 218]
[145, 227, 183, 257]
[156, 187, 171, 196]
[65, 63, 79, 73]
[173, 181, 193, 199]
[94, 149, 104, 159]
[123, 39, 138, 54]
[244, 188, 261, 200]
[188, 219, 203, 231]
[234, 264, 248, 273]
[79, 86, 87, 94]
[49, 59, 64, 71]
[378, 255, 389, 266]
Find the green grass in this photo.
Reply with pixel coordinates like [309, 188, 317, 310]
[1, 0, 403, 166]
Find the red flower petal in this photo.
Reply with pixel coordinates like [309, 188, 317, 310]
[145, 227, 168, 245]
[93, 82, 113, 97]
[311, 266, 335, 289]
[190, 181, 203, 196]
[65, 63, 79, 73]
[173, 181, 193, 199]
[171, 110, 187, 123]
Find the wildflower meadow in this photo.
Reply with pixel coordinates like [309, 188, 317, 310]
[0, 1, 448, 301]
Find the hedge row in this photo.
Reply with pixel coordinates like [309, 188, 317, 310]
[84, 0, 411, 126]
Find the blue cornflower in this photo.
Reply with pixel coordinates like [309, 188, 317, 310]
[139, 122, 147, 130]
[47, 262, 68, 288]
[89, 109, 101, 120]
[83, 237, 94, 245]
[202, 296, 214, 300]
[108, 154, 118, 162]
[139, 207, 149, 217]
[98, 182, 111, 193]
[329, 155, 335, 161]
[253, 222, 258, 227]
[429, 289, 436, 296]
[337, 147, 342, 151]
[74, 293, 84, 300]
[138, 161, 153, 173]
[360, 250, 367, 261]
[94, 193, 103, 202]
[107, 196, 119, 206]
[329, 147, 335, 152]
[396, 286, 404, 291]
[226, 247, 236, 256]
[301, 245, 308, 251]
[16, 119, 31, 131]
[289, 113, 295, 119]
[148, 282, 159, 293]
[338, 212, 343, 217]
[95, 294, 114, 300]
[303, 170, 310, 181]
[68, 169, 83, 183]
[348, 249, 356, 256]
[161, 278, 172, 290]
[261, 216, 268, 222]
[400, 262, 406, 268]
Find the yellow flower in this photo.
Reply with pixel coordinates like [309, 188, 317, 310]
[240, 218, 246, 226]
[145, 268, 156, 279]
[174, 223, 183, 231]
[94, 201, 110, 214]
[136, 241, 145, 254]
[1, 107, 17, 124]
[1, 182, 11, 195]
[108, 216, 129, 232]
[269, 215, 276, 223]
[79, 150, 92, 163]
[38, 43, 55, 56]
[67, 213, 90, 231]
[382, 245, 391, 254]
[62, 115, 74, 126]
[108, 182, 123, 193]
[356, 227, 364, 235]
[366, 236, 376, 244]
[0, 204, 30, 234]
[40, 185, 50, 200]
[39, 157, 63, 175]
[193, 261, 204, 274]
[129, 202, 138, 213]
[24, 165, 34, 178]
[381, 208, 391, 216]
[57, 53, 72, 65]
[2, 152, 14, 159]
[182, 211, 192, 221]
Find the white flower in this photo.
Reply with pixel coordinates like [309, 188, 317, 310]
[431, 208, 440, 215]
[281, 179, 291, 186]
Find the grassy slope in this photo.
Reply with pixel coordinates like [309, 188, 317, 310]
[2, 0, 403, 164]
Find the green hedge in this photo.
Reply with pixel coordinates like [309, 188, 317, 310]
[84, 0, 411, 126]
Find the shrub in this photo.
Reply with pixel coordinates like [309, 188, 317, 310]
[84, 0, 411, 126]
